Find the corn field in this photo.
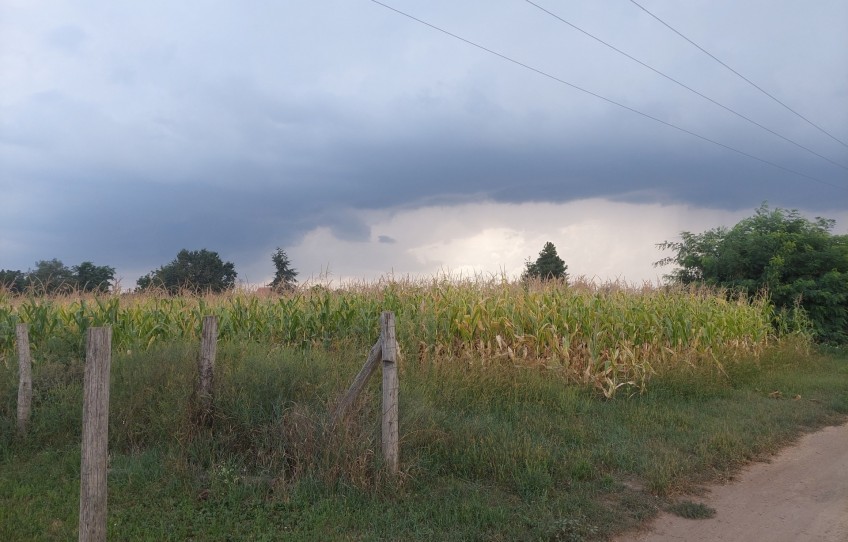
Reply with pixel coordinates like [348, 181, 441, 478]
[0, 278, 789, 396]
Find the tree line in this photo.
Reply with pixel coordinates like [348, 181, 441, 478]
[0, 248, 298, 295]
[1, 205, 845, 342]
[0, 260, 115, 294]
[135, 247, 298, 294]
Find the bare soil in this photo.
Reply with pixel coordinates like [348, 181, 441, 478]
[616, 421, 848, 542]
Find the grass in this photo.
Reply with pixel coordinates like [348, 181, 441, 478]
[1, 337, 846, 541]
[667, 500, 716, 520]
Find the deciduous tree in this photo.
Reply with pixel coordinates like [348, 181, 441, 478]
[137, 249, 237, 294]
[1, 260, 116, 294]
[657, 204, 848, 343]
[73, 262, 116, 292]
[29, 259, 75, 293]
[0, 270, 26, 293]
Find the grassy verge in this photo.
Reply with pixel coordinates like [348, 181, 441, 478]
[1, 341, 846, 541]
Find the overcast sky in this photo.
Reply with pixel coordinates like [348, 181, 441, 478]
[2, 0, 847, 288]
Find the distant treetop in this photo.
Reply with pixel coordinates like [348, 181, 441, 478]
[270, 247, 298, 291]
[523, 242, 568, 282]
[0, 259, 114, 294]
[656, 203, 848, 343]
[136, 249, 237, 294]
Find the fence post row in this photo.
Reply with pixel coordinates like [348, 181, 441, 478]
[16, 323, 32, 435]
[17, 311, 393, 541]
[380, 311, 400, 475]
[79, 327, 112, 542]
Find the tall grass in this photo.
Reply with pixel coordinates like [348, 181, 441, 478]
[0, 276, 840, 540]
[0, 276, 796, 396]
[1, 338, 844, 541]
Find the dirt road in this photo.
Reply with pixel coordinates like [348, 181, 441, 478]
[616, 422, 848, 542]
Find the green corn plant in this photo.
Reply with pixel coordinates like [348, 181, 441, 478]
[0, 276, 794, 396]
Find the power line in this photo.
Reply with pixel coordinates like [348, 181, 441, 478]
[628, 0, 848, 150]
[368, 0, 846, 190]
[524, 0, 848, 171]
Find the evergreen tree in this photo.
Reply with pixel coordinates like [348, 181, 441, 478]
[270, 248, 298, 291]
[523, 242, 568, 282]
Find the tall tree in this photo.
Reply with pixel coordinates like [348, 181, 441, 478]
[657, 204, 848, 343]
[523, 242, 568, 282]
[270, 248, 298, 291]
[28, 259, 75, 293]
[73, 262, 116, 293]
[0, 270, 26, 293]
[137, 249, 237, 294]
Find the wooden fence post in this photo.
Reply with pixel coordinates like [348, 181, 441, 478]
[331, 340, 382, 426]
[16, 323, 32, 435]
[79, 327, 112, 542]
[197, 316, 218, 420]
[380, 311, 399, 475]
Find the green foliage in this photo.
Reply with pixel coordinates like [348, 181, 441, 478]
[667, 500, 716, 519]
[72, 261, 115, 292]
[270, 247, 298, 291]
[137, 249, 237, 294]
[523, 241, 568, 282]
[28, 259, 75, 293]
[0, 270, 26, 293]
[0, 260, 115, 294]
[658, 204, 848, 343]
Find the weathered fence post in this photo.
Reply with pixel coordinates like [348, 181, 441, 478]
[79, 327, 112, 542]
[197, 315, 218, 420]
[332, 312, 400, 474]
[16, 323, 32, 435]
[331, 340, 382, 426]
[380, 311, 399, 475]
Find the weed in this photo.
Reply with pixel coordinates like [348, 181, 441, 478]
[668, 500, 717, 519]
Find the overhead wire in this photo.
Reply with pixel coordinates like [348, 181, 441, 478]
[628, 0, 848, 150]
[368, 0, 846, 190]
[524, 0, 848, 171]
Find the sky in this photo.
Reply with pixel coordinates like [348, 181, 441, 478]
[2, 0, 847, 288]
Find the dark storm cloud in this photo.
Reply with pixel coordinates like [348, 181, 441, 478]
[330, 120, 846, 212]
[1, 0, 846, 281]
[2, 100, 844, 277]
